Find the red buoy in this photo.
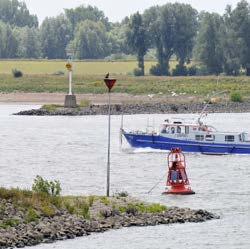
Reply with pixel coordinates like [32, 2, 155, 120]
[162, 148, 195, 195]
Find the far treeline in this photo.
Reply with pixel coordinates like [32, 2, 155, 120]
[0, 0, 250, 76]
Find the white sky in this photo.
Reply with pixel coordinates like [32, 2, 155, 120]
[23, 0, 240, 24]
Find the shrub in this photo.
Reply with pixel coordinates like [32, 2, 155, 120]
[79, 99, 90, 107]
[230, 92, 243, 102]
[79, 201, 90, 219]
[172, 64, 188, 76]
[188, 66, 197, 76]
[52, 70, 64, 75]
[133, 68, 144, 76]
[12, 68, 23, 77]
[32, 175, 61, 197]
[41, 104, 62, 111]
[25, 208, 39, 223]
[150, 64, 163, 76]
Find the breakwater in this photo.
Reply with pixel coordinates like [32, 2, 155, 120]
[0, 197, 219, 248]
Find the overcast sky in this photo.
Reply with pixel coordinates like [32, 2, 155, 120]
[23, 0, 241, 24]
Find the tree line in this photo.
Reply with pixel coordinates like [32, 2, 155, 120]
[0, 0, 250, 76]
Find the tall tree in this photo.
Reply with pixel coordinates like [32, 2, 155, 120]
[195, 12, 224, 75]
[144, 3, 197, 75]
[40, 15, 73, 59]
[69, 20, 110, 59]
[17, 26, 41, 58]
[0, 21, 18, 58]
[0, 0, 38, 27]
[65, 5, 110, 31]
[228, 0, 250, 75]
[173, 4, 198, 75]
[222, 5, 241, 75]
[126, 12, 148, 75]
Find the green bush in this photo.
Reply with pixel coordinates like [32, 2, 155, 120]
[133, 68, 144, 76]
[230, 92, 243, 102]
[172, 64, 188, 76]
[150, 64, 163, 76]
[32, 175, 61, 196]
[25, 208, 39, 223]
[12, 68, 23, 77]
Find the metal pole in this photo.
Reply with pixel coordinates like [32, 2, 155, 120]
[107, 89, 111, 197]
[69, 70, 72, 95]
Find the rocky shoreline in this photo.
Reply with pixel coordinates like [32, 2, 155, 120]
[0, 197, 219, 248]
[14, 101, 250, 116]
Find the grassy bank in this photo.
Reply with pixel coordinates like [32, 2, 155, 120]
[0, 73, 250, 99]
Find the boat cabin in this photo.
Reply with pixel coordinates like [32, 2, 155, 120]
[159, 119, 250, 143]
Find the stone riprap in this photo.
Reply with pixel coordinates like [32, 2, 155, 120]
[0, 197, 219, 248]
[14, 102, 250, 116]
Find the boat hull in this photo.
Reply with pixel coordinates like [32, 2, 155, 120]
[123, 132, 250, 154]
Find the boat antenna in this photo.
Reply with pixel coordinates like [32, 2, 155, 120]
[197, 90, 228, 125]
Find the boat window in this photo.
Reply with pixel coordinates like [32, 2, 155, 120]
[161, 126, 167, 134]
[171, 127, 175, 134]
[195, 135, 204, 141]
[205, 135, 215, 141]
[225, 135, 234, 142]
[185, 126, 189, 134]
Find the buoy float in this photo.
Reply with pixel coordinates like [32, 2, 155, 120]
[162, 148, 195, 195]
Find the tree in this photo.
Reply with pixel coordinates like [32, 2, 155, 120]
[222, 5, 241, 75]
[0, 0, 38, 27]
[173, 4, 198, 75]
[144, 3, 197, 75]
[70, 20, 110, 59]
[126, 12, 148, 75]
[17, 26, 41, 58]
[195, 12, 224, 75]
[227, 0, 250, 75]
[0, 21, 18, 58]
[65, 5, 110, 31]
[40, 15, 73, 59]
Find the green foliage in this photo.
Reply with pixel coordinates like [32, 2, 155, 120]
[230, 91, 243, 102]
[79, 201, 90, 219]
[126, 12, 148, 75]
[52, 70, 65, 76]
[25, 208, 39, 223]
[40, 201, 55, 217]
[195, 12, 224, 75]
[79, 99, 91, 107]
[150, 64, 165, 76]
[99, 196, 109, 206]
[72, 20, 110, 59]
[41, 104, 63, 111]
[32, 175, 62, 197]
[64, 202, 76, 214]
[116, 191, 129, 197]
[146, 203, 167, 213]
[0, 0, 38, 27]
[1, 218, 21, 227]
[12, 68, 23, 77]
[88, 196, 95, 206]
[133, 68, 144, 76]
[172, 64, 188, 76]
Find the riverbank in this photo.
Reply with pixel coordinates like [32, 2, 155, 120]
[14, 101, 250, 116]
[0, 187, 219, 248]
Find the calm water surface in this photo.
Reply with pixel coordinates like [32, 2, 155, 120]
[0, 105, 249, 249]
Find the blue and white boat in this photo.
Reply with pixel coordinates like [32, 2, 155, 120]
[121, 116, 250, 155]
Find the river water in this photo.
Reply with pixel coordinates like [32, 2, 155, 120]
[0, 105, 249, 249]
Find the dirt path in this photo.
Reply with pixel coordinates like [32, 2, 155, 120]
[0, 92, 202, 105]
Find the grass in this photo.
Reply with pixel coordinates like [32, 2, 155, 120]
[0, 60, 250, 101]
